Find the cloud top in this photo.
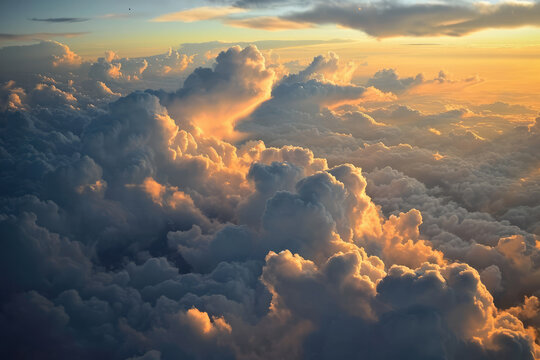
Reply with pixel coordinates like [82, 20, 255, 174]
[0, 41, 539, 359]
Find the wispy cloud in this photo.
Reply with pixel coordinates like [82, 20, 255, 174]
[0, 32, 89, 42]
[30, 17, 90, 23]
[28, 13, 135, 24]
[225, 16, 313, 30]
[152, 6, 246, 22]
[211, 0, 308, 8]
[99, 13, 135, 19]
[283, 2, 540, 38]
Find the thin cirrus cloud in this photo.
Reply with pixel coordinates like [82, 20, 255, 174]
[0, 32, 89, 41]
[224, 16, 313, 30]
[29, 17, 90, 23]
[151, 6, 247, 22]
[26, 13, 135, 25]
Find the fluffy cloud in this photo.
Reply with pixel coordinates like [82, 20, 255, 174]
[366, 68, 482, 95]
[155, 45, 276, 140]
[1, 43, 539, 359]
[367, 68, 424, 94]
[0, 41, 81, 81]
[0, 41, 197, 114]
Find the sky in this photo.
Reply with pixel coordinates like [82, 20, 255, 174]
[1, 0, 539, 105]
[1, 1, 540, 359]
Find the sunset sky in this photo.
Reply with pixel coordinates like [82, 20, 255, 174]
[1, 1, 540, 359]
[2, 0, 540, 107]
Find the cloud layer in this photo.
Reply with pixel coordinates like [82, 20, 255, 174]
[0, 41, 539, 359]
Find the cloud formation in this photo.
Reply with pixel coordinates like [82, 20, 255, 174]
[152, 6, 246, 22]
[155, 45, 275, 140]
[225, 16, 313, 30]
[0, 32, 88, 42]
[0, 41, 539, 359]
[215, 1, 540, 38]
[366, 68, 483, 95]
[29, 17, 90, 23]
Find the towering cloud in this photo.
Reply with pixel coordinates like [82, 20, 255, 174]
[154, 45, 276, 140]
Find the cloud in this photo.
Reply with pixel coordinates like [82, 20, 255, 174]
[225, 16, 313, 30]
[98, 13, 135, 19]
[155, 45, 275, 140]
[0, 41, 197, 110]
[217, 1, 540, 38]
[0, 32, 88, 42]
[236, 53, 396, 147]
[260, 249, 537, 359]
[366, 68, 483, 95]
[0, 41, 82, 85]
[29, 17, 90, 23]
[0, 81, 26, 111]
[152, 6, 246, 22]
[284, 51, 357, 85]
[179, 39, 349, 55]
[1, 43, 540, 359]
[367, 68, 424, 94]
[27, 14, 135, 23]
[28, 83, 77, 107]
[229, 0, 296, 7]
[472, 101, 538, 116]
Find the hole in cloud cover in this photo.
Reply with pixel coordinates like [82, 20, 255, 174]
[0, 40, 539, 360]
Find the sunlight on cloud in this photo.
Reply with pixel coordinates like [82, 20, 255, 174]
[225, 16, 313, 30]
[151, 6, 247, 23]
[1, 1, 540, 357]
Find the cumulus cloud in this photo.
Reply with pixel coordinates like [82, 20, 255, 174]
[367, 68, 424, 94]
[1, 42, 539, 359]
[0, 81, 26, 111]
[0, 41, 82, 79]
[155, 45, 276, 140]
[0, 41, 198, 113]
[284, 51, 357, 85]
[366, 68, 483, 95]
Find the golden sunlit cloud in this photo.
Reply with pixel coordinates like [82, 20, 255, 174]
[151, 6, 247, 23]
[2, 1, 540, 358]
